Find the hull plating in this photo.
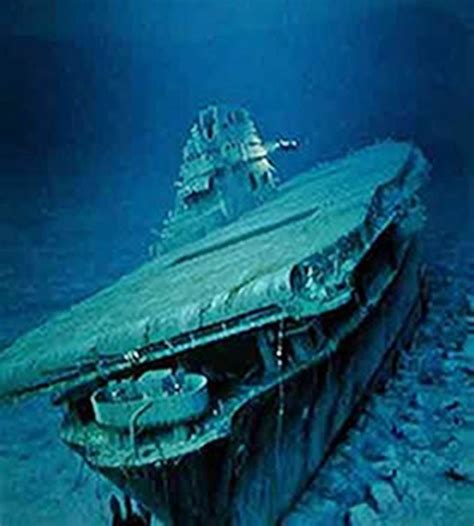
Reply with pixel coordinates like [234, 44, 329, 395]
[98, 242, 423, 525]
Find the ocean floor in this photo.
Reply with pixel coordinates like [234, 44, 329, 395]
[0, 396, 113, 526]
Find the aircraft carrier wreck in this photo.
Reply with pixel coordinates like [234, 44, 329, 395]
[0, 106, 430, 525]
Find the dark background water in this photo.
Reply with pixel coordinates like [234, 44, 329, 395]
[1, 0, 472, 346]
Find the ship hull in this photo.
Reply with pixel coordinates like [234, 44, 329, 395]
[97, 240, 424, 525]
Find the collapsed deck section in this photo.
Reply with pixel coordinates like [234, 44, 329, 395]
[0, 141, 428, 402]
[65, 221, 425, 526]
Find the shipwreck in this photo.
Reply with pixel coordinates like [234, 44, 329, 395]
[0, 105, 430, 525]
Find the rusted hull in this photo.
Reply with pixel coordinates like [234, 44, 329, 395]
[94, 241, 424, 525]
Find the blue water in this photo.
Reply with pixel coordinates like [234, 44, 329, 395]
[0, 1, 473, 524]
